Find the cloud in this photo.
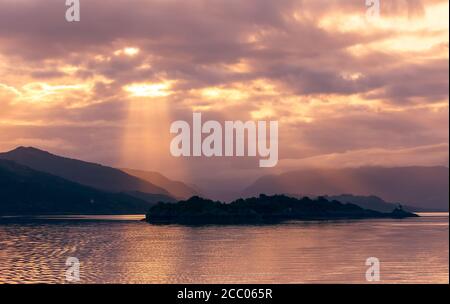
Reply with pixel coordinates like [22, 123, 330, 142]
[277, 143, 450, 170]
[0, 0, 447, 189]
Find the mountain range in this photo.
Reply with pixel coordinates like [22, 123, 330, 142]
[243, 167, 449, 211]
[0, 146, 448, 214]
[0, 147, 170, 196]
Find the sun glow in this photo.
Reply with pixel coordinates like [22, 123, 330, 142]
[15, 82, 90, 103]
[114, 47, 140, 56]
[123, 82, 173, 98]
[200, 87, 248, 100]
[251, 107, 275, 120]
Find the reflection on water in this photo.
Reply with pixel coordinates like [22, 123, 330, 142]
[0, 214, 448, 283]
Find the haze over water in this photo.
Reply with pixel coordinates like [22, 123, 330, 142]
[0, 213, 448, 284]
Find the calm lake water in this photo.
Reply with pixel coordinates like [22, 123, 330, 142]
[0, 213, 448, 284]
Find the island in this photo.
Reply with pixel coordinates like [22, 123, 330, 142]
[145, 194, 418, 225]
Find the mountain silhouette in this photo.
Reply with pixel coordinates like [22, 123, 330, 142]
[0, 147, 172, 199]
[243, 167, 449, 211]
[121, 168, 200, 199]
[0, 159, 161, 215]
[323, 194, 431, 213]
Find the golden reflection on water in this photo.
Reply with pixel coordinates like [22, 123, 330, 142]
[0, 214, 448, 283]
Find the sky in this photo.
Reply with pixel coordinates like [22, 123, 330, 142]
[0, 0, 448, 193]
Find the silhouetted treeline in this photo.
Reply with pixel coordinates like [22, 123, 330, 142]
[145, 194, 418, 225]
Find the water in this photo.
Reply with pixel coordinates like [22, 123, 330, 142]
[0, 213, 448, 284]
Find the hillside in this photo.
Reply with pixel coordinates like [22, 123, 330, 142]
[0, 147, 172, 198]
[0, 159, 157, 215]
[121, 168, 200, 199]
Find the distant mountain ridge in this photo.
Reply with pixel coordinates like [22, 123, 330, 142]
[243, 167, 449, 211]
[0, 147, 171, 198]
[323, 194, 432, 213]
[121, 168, 200, 199]
[0, 159, 156, 215]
